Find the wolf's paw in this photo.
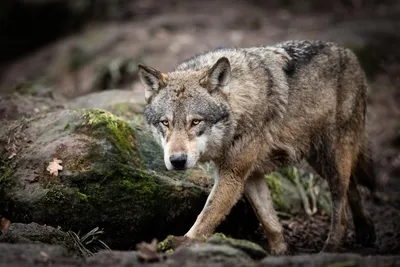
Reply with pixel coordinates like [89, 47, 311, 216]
[157, 235, 203, 252]
[355, 216, 376, 247]
[270, 244, 289, 256]
[320, 239, 341, 253]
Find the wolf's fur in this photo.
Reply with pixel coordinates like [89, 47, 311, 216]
[138, 40, 377, 254]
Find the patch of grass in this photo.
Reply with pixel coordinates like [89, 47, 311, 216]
[0, 159, 15, 188]
[68, 227, 111, 258]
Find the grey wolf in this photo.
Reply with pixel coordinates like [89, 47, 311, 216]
[137, 40, 377, 255]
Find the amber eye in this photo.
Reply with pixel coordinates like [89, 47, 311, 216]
[160, 120, 169, 127]
[191, 119, 201, 126]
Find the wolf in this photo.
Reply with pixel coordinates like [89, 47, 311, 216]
[137, 40, 377, 255]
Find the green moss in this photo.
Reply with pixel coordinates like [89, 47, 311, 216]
[122, 179, 135, 189]
[0, 165, 14, 187]
[119, 169, 158, 206]
[45, 188, 66, 204]
[80, 109, 135, 160]
[157, 234, 175, 252]
[264, 172, 286, 210]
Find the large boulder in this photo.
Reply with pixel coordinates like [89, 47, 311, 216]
[0, 108, 220, 249]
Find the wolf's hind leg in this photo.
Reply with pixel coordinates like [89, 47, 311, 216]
[348, 174, 376, 247]
[307, 135, 353, 252]
[244, 171, 287, 255]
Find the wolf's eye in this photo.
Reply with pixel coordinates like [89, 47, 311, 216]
[160, 120, 169, 127]
[191, 119, 201, 127]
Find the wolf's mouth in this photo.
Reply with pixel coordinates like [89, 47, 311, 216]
[172, 166, 186, 171]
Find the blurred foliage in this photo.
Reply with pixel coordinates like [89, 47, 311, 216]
[266, 166, 332, 217]
[68, 226, 111, 258]
[93, 57, 141, 90]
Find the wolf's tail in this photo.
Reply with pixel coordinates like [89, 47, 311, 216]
[351, 139, 380, 194]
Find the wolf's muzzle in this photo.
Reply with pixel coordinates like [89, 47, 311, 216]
[169, 153, 187, 170]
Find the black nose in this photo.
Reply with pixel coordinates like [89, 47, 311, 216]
[169, 153, 187, 169]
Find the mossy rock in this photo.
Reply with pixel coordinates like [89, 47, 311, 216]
[206, 233, 268, 260]
[0, 222, 79, 256]
[0, 108, 216, 249]
[157, 233, 266, 261]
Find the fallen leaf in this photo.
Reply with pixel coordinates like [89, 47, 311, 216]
[0, 216, 10, 232]
[46, 158, 63, 176]
[136, 239, 161, 262]
[8, 152, 16, 159]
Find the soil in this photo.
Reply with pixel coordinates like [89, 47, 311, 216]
[0, 0, 400, 263]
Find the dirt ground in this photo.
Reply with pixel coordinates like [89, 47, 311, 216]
[1, 0, 400, 258]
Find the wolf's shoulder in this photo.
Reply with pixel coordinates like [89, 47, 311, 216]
[174, 40, 342, 72]
[174, 47, 242, 72]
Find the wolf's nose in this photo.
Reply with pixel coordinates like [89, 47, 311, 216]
[169, 154, 187, 169]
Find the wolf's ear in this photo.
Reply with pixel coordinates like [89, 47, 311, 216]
[200, 57, 231, 93]
[138, 64, 169, 102]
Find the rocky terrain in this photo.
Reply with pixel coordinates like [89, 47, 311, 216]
[1, 0, 400, 266]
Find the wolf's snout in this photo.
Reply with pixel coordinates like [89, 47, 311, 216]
[169, 153, 187, 169]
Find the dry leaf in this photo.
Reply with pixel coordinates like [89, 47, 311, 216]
[8, 152, 16, 159]
[46, 158, 63, 176]
[0, 216, 10, 232]
[136, 239, 161, 262]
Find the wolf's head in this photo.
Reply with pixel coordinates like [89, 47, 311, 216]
[138, 57, 232, 170]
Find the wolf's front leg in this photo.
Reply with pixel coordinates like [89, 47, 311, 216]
[185, 170, 245, 239]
